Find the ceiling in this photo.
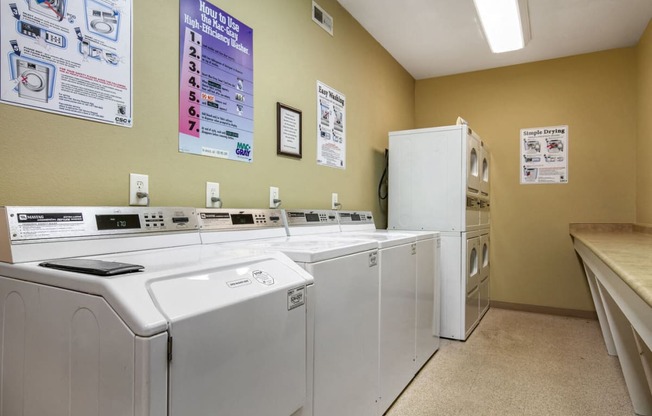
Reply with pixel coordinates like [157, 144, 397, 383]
[337, 0, 652, 80]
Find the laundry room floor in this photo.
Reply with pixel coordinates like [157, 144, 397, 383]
[386, 308, 634, 416]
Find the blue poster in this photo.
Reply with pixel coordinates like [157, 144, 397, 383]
[179, 0, 254, 162]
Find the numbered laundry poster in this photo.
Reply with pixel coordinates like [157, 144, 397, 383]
[178, 0, 254, 163]
[316, 81, 346, 169]
[520, 125, 568, 184]
[0, 0, 133, 126]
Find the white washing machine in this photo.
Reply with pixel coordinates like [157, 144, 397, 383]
[197, 208, 380, 416]
[333, 210, 440, 414]
[0, 206, 314, 416]
[17, 59, 49, 103]
[336, 211, 441, 367]
[28, 0, 65, 21]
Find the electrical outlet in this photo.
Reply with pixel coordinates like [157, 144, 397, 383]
[269, 186, 280, 208]
[129, 173, 149, 206]
[332, 193, 339, 209]
[206, 182, 220, 208]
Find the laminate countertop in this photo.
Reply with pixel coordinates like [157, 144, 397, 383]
[570, 223, 652, 308]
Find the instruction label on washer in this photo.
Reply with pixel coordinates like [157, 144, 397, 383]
[252, 270, 274, 286]
[226, 278, 252, 288]
[0, 0, 133, 126]
[287, 286, 305, 310]
[11, 212, 86, 240]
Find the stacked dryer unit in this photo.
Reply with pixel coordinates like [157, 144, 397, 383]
[334, 210, 440, 414]
[0, 206, 315, 416]
[388, 124, 491, 341]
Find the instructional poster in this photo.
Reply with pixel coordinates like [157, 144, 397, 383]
[178, 0, 254, 163]
[316, 81, 346, 169]
[0, 0, 133, 127]
[520, 125, 568, 184]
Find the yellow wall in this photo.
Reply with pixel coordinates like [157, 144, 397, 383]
[638, 21, 652, 224]
[0, 0, 414, 226]
[415, 49, 638, 311]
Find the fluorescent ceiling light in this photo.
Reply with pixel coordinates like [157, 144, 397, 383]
[473, 0, 530, 53]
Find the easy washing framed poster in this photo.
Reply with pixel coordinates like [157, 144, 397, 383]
[178, 0, 254, 163]
[0, 0, 133, 127]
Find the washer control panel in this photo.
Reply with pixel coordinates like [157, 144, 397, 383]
[337, 211, 375, 226]
[196, 208, 285, 231]
[285, 210, 338, 226]
[1, 206, 198, 243]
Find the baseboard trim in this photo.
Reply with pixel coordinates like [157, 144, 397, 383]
[490, 301, 598, 320]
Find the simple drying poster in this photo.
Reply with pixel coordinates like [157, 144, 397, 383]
[0, 0, 133, 127]
[178, 0, 254, 163]
[520, 125, 568, 184]
[316, 81, 346, 169]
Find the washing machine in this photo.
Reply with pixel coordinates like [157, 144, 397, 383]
[87, 7, 119, 39]
[336, 211, 441, 367]
[17, 59, 49, 103]
[0, 206, 314, 416]
[332, 210, 440, 414]
[28, 0, 65, 21]
[197, 208, 380, 416]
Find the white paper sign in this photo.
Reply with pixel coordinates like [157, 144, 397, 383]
[316, 81, 345, 169]
[520, 125, 568, 184]
[1, 0, 133, 127]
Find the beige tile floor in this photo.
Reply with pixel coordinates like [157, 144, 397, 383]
[386, 308, 634, 416]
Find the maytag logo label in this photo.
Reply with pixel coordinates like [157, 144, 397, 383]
[235, 142, 251, 157]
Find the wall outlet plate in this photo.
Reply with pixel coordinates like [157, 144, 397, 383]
[269, 186, 280, 208]
[206, 182, 220, 208]
[331, 192, 339, 209]
[129, 173, 149, 206]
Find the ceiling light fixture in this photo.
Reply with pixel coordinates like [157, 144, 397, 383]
[473, 0, 531, 53]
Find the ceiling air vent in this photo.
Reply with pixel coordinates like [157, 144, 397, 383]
[312, 1, 333, 36]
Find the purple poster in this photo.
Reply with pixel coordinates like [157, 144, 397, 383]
[179, 0, 254, 162]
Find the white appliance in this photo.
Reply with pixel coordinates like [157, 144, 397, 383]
[334, 210, 440, 414]
[17, 59, 49, 103]
[197, 208, 380, 416]
[0, 206, 314, 416]
[388, 123, 491, 341]
[28, 0, 65, 21]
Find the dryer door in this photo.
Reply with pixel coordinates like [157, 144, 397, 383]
[480, 233, 490, 315]
[466, 131, 481, 195]
[480, 147, 490, 198]
[150, 257, 309, 416]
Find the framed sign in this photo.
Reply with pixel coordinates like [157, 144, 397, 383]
[277, 103, 302, 158]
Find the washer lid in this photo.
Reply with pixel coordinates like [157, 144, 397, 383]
[149, 256, 310, 322]
[232, 236, 377, 263]
[361, 229, 439, 241]
[326, 231, 415, 249]
[0, 245, 313, 337]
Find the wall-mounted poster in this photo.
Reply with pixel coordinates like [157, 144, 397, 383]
[316, 81, 345, 169]
[0, 0, 133, 127]
[520, 125, 569, 184]
[178, 0, 254, 163]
